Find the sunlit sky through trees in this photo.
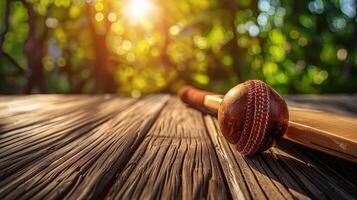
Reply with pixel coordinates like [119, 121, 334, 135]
[0, 0, 356, 95]
[125, 0, 154, 20]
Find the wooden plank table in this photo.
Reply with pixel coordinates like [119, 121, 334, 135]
[0, 95, 356, 200]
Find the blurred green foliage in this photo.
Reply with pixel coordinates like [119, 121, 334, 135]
[0, 0, 356, 95]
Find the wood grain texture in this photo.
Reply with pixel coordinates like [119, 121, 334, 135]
[0, 95, 169, 199]
[284, 96, 357, 163]
[106, 98, 229, 200]
[285, 107, 357, 163]
[0, 95, 356, 200]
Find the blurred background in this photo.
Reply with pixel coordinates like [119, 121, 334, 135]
[0, 0, 356, 96]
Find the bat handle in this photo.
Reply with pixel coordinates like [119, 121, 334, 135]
[178, 86, 222, 113]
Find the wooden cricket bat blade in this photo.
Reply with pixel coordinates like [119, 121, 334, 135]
[285, 107, 357, 163]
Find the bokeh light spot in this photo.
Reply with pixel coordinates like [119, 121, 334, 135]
[122, 40, 132, 51]
[57, 57, 66, 67]
[108, 12, 117, 22]
[94, 2, 104, 12]
[257, 13, 268, 26]
[289, 30, 299, 39]
[248, 25, 260, 37]
[308, 0, 324, 14]
[337, 48, 348, 61]
[45, 17, 58, 28]
[313, 70, 328, 84]
[95, 12, 104, 22]
[340, 0, 356, 18]
[126, 53, 136, 62]
[298, 37, 308, 46]
[263, 61, 278, 76]
[169, 25, 180, 35]
[194, 36, 208, 49]
[332, 17, 347, 31]
[258, 0, 270, 12]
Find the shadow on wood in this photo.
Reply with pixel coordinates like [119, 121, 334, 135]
[244, 137, 357, 200]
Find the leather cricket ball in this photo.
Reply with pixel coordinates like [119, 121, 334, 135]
[218, 80, 289, 156]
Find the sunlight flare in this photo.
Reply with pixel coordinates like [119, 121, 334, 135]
[125, 0, 154, 21]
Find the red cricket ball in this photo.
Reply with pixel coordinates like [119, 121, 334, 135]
[218, 80, 289, 155]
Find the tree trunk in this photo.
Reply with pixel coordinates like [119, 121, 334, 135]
[86, 3, 116, 93]
[23, 1, 47, 93]
[222, 0, 242, 81]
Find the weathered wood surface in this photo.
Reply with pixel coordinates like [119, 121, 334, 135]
[0, 94, 356, 200]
